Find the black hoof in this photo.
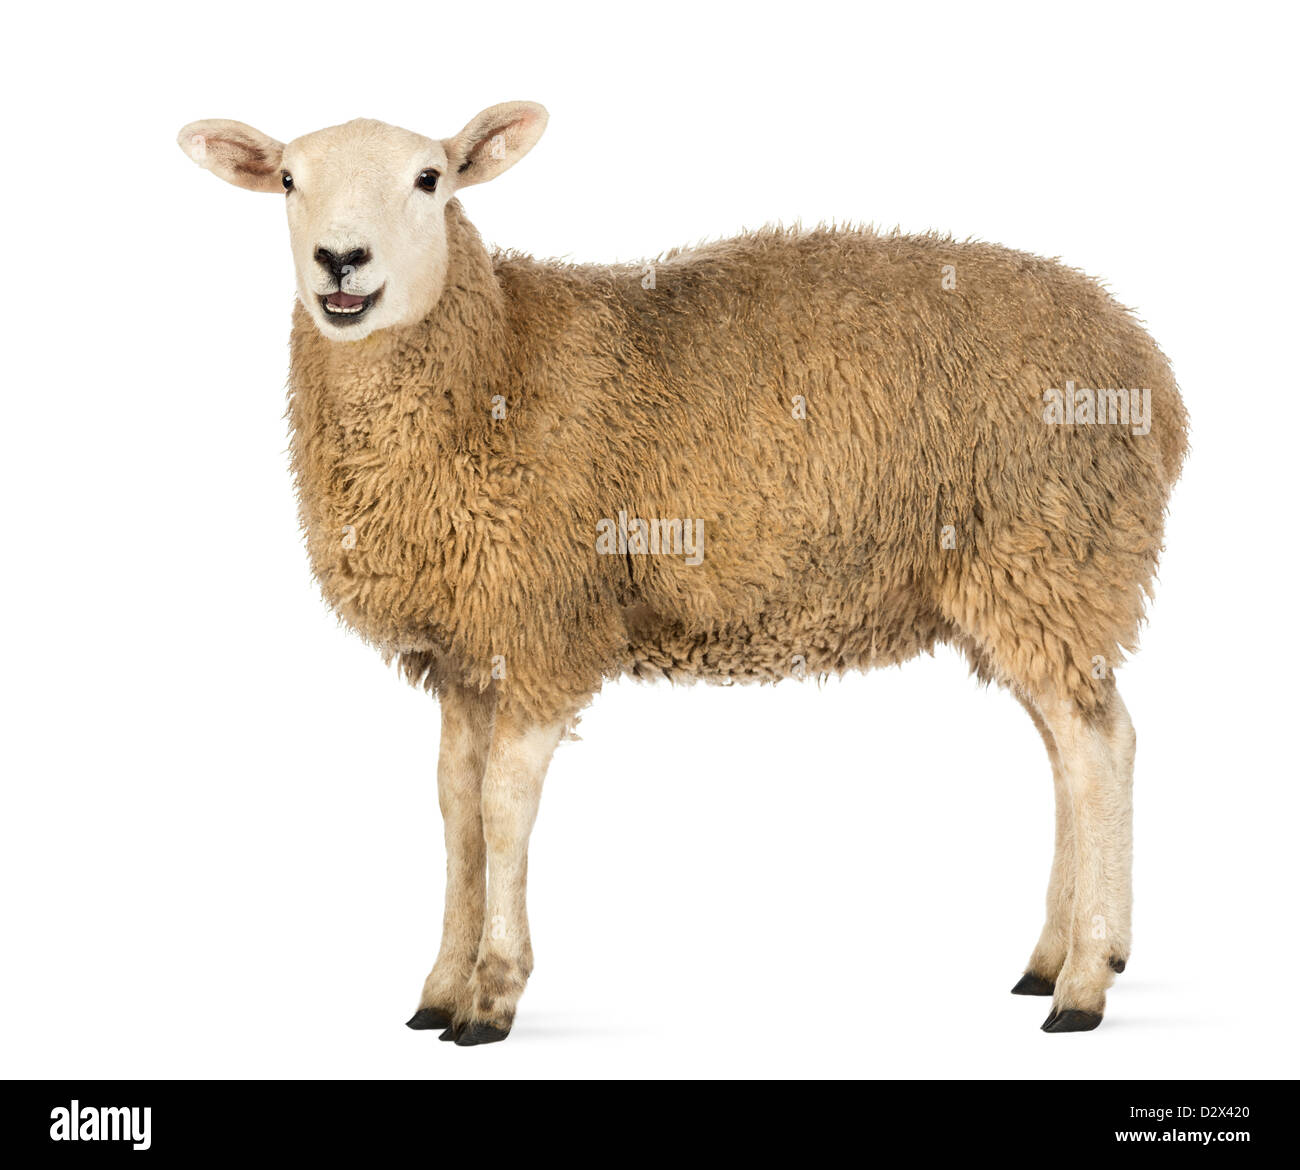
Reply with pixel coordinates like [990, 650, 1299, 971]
[1109, 957, 1127, 974]
[406, 1006, 453, 1030]
[454, 1023, 510, 1047]
[1011, 971, 1056, 996]
[1042, 1008, 1103, 1033]
[437, 1024, 461, 1042]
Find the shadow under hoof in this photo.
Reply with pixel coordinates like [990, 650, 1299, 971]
[406, 1007, 453, 1030]
[1109, 957, 1127, 973]
[454, 1023, 511, 1047]
[1042, 1008, 1103, 1033]
[1010, 971, 1056, 996]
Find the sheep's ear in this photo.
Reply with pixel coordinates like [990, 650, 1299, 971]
[177, 120, 285, 194]
[443, 101, 548, 189]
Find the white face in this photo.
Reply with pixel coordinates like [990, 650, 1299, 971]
[178, 104, 548, 342]
[281, 120, 453, 340]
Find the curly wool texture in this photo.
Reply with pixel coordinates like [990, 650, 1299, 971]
[288, 200, 1187, 728]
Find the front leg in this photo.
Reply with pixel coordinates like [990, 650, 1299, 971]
[451, 709, 563, 1046]
[407, 682, 495, 1030]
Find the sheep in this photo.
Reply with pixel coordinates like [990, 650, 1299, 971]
[177, 101, 1188, 1044]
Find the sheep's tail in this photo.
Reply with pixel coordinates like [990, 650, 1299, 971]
[1152, 373, 1190, 495]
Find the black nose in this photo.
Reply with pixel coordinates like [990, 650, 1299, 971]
[314, 246, 371, 283]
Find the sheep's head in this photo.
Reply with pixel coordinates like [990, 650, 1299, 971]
[177, 103, 548, 341]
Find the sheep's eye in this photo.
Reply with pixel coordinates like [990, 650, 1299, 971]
[282, 172, 294, 191]
[416, 169, 439, 192]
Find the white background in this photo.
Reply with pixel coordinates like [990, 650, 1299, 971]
[3, 0, 1296, 1080]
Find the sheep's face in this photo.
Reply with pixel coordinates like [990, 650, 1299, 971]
[178, 104, 548, 342]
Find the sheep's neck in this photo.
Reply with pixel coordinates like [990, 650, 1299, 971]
[287, 202, 512, 654]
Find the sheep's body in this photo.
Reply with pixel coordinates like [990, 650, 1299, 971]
[290, 203, 1186, 728]
[183, 105, 1186, 1041]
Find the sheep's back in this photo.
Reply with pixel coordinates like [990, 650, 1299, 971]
[556, 228, 1187, 684]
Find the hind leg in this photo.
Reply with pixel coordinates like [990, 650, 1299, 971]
[1101, 690, 1136, 976]
[1032, 687, 1134, 1032]
[1010, 694, 1076, 997]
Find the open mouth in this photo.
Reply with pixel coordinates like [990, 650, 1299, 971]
[320, 286, 382, 324]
